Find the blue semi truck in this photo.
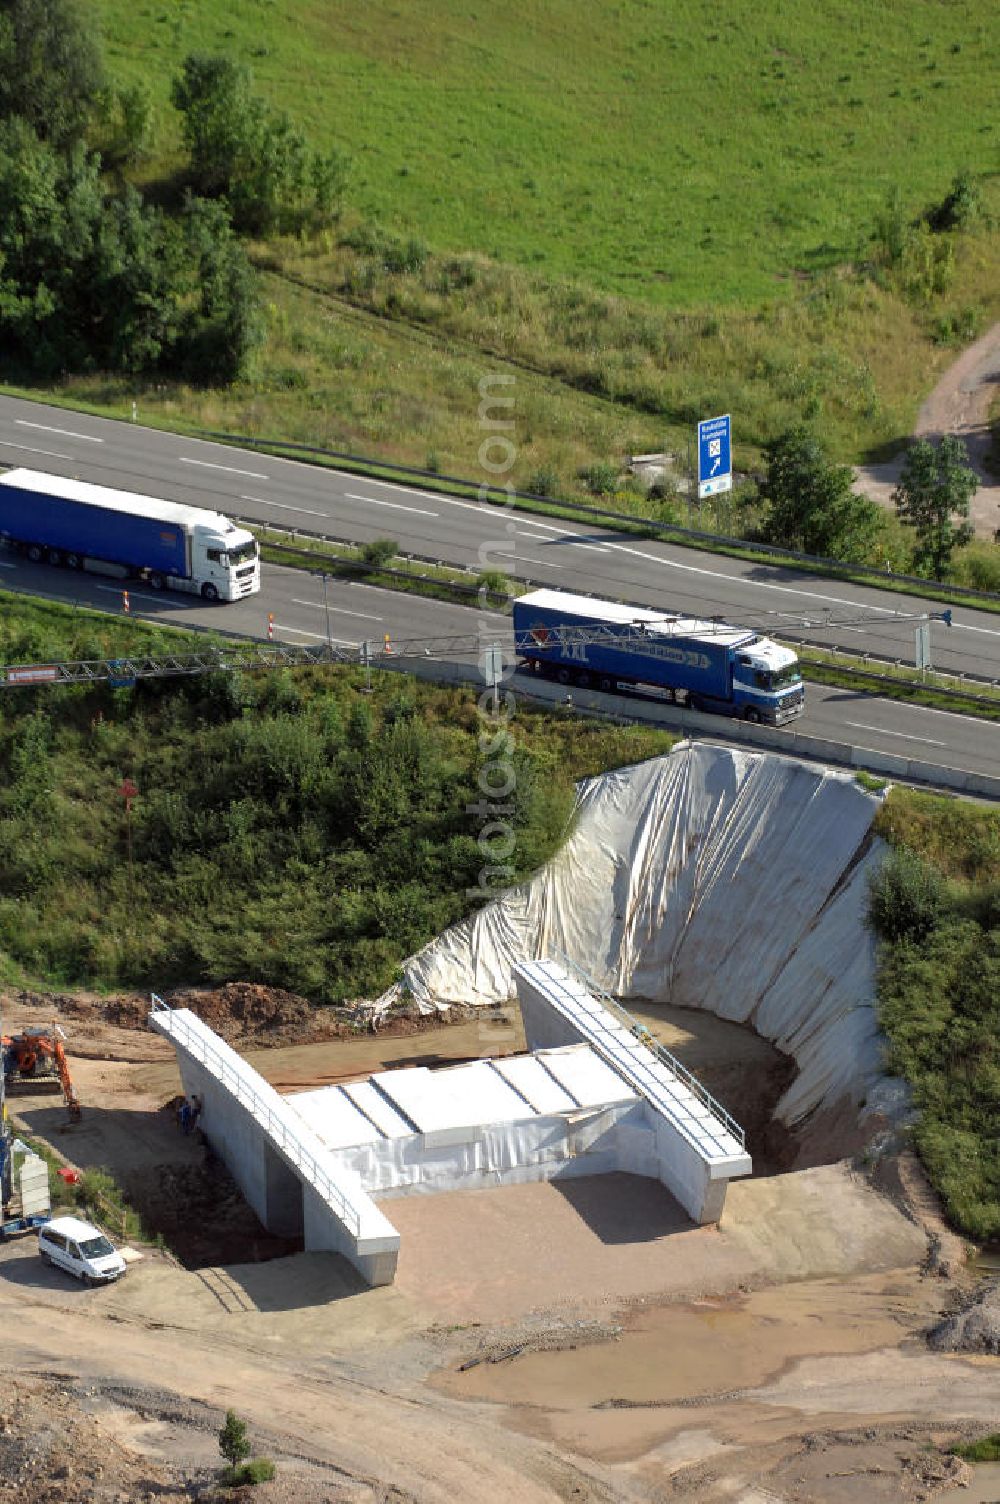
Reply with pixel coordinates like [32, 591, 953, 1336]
[513, 589, 804, 725]
[0, 468, 260, 603]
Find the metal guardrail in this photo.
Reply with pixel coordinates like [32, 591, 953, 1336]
[247, 519, 1000, 693]
[211, 428, 1000, 607]
[546, 955, 746, 1153]
[149, 994, 362, 1236]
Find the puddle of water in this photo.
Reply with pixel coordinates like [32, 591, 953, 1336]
[438, 1272, 927, 1416]
[939, 1460, 1000, 1503]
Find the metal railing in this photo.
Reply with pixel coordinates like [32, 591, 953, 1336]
[210, 427, 1000, 606]
[149, 994, 362, 1236]
[545, 955, 746, 1153]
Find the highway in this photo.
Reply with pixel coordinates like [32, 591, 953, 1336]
[0, 394, 997, 779]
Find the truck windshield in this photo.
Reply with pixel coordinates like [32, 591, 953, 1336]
[769, 663, 803, 690]
[226, 541, 258, 567]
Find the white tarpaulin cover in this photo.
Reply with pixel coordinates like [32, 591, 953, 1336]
[377, 744, 890, 1126]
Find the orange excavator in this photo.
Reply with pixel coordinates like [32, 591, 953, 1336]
[2, 1026, 81, 1122]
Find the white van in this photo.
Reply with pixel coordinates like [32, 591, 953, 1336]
[38, 1216, 127, 1285]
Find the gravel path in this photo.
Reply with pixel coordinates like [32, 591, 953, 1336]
[855, 321, 1000, 538]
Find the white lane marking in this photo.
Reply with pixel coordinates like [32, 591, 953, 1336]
[600, 538, 1000, 640]
[16, 420, 102, 442]
[845, 721, 946, 747]
[509, 553, 562, 569]
[0, 561, 17, 569]
[345, 492, 438, 518]
[0, 441, 72, 460]
[570, 541, 614, 553]
[95, 585, 172, 606]
[242, 495, 327, 518]
[272, 624, 357, 645]
[291, 598, 383, 622]
[186, 454, 996, 641]
[179, 457, 268, 478]
[877, 698, 1000, 727]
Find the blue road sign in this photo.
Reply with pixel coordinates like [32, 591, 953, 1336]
[697, 414, 732, 499]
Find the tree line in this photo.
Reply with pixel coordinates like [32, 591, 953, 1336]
[759, 427, 978, 581]
[0, 0, 348, 383]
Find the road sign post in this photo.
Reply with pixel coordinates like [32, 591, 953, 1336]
[697, 414, 732, 501]
[915, 621, 931, 678]
[481, 643, 504, 716]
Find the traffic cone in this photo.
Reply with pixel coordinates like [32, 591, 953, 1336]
[267, 613, 274, 641]
[383, 633, 393, 656]
[122, 590, 130, 615]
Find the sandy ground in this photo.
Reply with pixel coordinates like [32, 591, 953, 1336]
[1, 988, 998, 1503]
[855, 320, 1000, 538]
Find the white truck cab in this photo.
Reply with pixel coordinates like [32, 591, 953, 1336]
[732, 638, 804, 724]
[38, 1215, 127, 1285]
[190, 519, 260, 602]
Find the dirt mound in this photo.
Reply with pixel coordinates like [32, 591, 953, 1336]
[0, 1374, 199, 1503]
[928, 1278, 1000, 1354]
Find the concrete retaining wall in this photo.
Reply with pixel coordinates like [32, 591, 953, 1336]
[514, 962, 751, 1225]
[149, 1003, 400, 1286]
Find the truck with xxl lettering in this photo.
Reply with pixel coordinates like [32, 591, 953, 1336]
[513, 589, 804, 725]
[0, 468, 259, 602]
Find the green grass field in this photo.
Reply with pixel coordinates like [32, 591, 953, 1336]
[8, 1, 999, 545]
[99, 0, 996, 306]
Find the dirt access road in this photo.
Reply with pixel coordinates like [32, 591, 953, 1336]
[855, 320, 1000, 537]
[0, 985, 997, 1503]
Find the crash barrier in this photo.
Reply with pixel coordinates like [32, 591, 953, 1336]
[213, 428, 999, 608]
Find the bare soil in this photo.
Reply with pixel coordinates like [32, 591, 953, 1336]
[1, 982, 997, 1504]
[854, 320, 1000, 539]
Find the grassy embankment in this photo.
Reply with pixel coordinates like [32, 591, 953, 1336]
[0, 593, 675, 1000]
[871, 791, 1000, 1241]
[7, 0, 995, 567]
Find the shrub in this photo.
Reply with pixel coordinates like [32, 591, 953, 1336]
[949, 1433, 1000, 1463]
[360, 538, 398, 570]
[526, 465, 560, 498]
[580, 461, 619, 496]
[223, 1458, 276, 1487]
[476, 569, 513, 603]
[867, 847, 945, 943]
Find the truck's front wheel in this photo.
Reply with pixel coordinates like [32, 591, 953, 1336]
[26, 544, 43, 563]
[200, 583, 219, 602]
[149, 572, 165, 591]
[743, 707, 761, 723]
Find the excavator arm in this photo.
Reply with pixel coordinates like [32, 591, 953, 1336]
[1, 1028, 81, 1122]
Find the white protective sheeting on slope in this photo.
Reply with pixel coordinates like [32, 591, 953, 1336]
[379, 744, 890, 1126]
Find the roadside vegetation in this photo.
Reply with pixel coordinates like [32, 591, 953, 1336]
[0, 593, 676, 1002]
[870, 791, 1000, 1241]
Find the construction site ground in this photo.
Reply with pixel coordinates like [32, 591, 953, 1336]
[0, 984, 997, 1503]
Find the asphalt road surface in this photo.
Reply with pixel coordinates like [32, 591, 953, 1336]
[0, 394, 997, 779]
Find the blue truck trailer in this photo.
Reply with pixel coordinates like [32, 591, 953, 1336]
[0, 468, 260, 603]
[513, 589, 804, 725]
